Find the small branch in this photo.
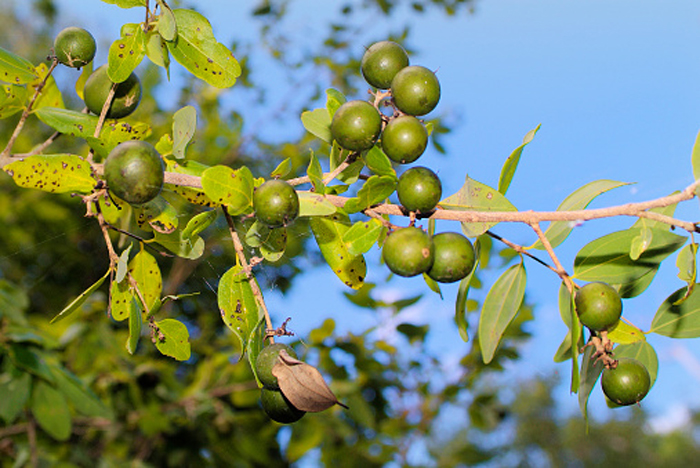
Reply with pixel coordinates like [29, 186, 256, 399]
[1, 59, 59, 159]
[26, 412, 37, 468]
[221, 206, 275, 342]
[13, 131, 61, 158]
[528, 221, 576, 293]
[486, 230, 558, 273]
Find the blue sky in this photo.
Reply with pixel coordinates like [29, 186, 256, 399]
[42, 0, 700, 434]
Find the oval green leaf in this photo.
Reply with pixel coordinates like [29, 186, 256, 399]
[4, 154, 95, 194]
[154, 318, 191, 361]
[0, 46, 38, 85]
[217, 265, 263, 352]
[650, 285, 700, 338]
[310, 212, 366, 289]
[31, 380, 71, 441]
[201, 165, 254, 215]
[497, 124, 540, 195]
[172, 105, 196, 159]
[108, 23, 146, 83]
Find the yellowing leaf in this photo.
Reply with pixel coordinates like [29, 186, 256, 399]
[4, 154, 95, 194]
[154, 318, 191, 361]
[108, 23, 146, 83]
[310, 213, 366, 289]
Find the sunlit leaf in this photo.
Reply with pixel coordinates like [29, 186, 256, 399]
[156, 0, 177, 41]
[172, 105, 196, 159]
[310, 212, 366, 289]
[607, 320, 645, 345]
[201, 165, 254, 215]
[108, 23, 146, 83]
[440, 175, 517, 237]
[675, 243, 697, 303]
[50, 269, 110, 324]
[4, 154, 95, 194]
[342, 218, 383, 257]
[497, 124, 540, 195]
[145, 31, 170, 74]
[578, 342, 604, 425]
[100, 0, 147, 8]
[0, 45, 38, 84]
[165, 158, 217, 207]
[0, 84, 27, 118]
[166, 9, 240, 88]
[343, 175, 396, 214]
[629, 226, 653, 261]
[135, 195, 179, 234]
[31, 63, 64, 111]
[154, 318, 191, 361]
[650, 285, 700, 338]
[129, 248, 162, 313]
[126, 303, 142, 354]
[307, 150, 326, 195]
[301, 107, 332, 143]
[479, 262, 527, 363]
[218, 265, 263, 353]
[325, 88, 346, 118]
[364, 146, 396, 178]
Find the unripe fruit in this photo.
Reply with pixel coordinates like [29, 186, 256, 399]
[574, 282, 622, 331]
[391, 65, 441, 116]
[255, 343, 298, 390]
[253, 179, 300, 228]
[361, 41, 409, 89]
[54, 27, 96, 68]
[381, 115, 428, 164]
[330, 100, 382, 152]
[428, 232, 475, 283]
[84, 65, 142, 119]
[397, 166, 442, 214]
[104, 140, 164, 205]
[601, 358, 651, 406]
[382, 227, 434, 277]
[260, 388, 306, 424]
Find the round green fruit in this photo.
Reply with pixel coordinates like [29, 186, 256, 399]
[330, 100, 382, 152]
[361, 41, 409, 89]
[253, 179, 300, 228]
[601, 358, 651, 406]
[381, 115, 428, 164]
[427, 232, 475, 284]
[382, 227, 434, 277]
[574, 282, 622, 331]
[397, 166, 442, 214]
[104, 140, 164, 205]
[255, 343, 298, 390]
[260, 388, 306, 424]
[54, 27, 96, 68]
[391, 65, 441, 116]
[84, 64, 142, 119]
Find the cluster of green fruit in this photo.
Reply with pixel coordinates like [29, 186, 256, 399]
[575, 282, 652, 406]
[254, 343, 306, 424]
[54, 27, 160, 206]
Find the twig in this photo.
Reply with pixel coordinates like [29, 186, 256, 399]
[221, 206, 275, 342]
[528, 221, 576, 293]
[13, 131, 62, 157]
[1, 59, 59, 159]
[486, 230, 558, 273]
[26, 412, 37, 468]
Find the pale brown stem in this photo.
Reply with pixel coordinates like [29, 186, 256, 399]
[1, 59, 59, 159]
[529, 221, 575, 293]
[221, 206, 275, 342]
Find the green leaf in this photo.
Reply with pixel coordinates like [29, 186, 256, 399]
[50, 269, 110, 324]
[3, 154, 95, 194]
[692, 129, 700, 193]
[497, 124, 540, 194]
[364, 146, 396, 178]
[531, 180, 629, 249]
[631, 200, 679, 231]
[301, 108, 332, 143]
[0, 45, 38, 84]
[85, 120, 152, 160]
[51, 366, 112, 419]
[116, 244, 132, 283]
[154, 318, 191, 360]
[343, 175, 396, 214]
[454, 242, 481, 343]
[0, 84, 27, 118]
[440, 176, 517, 237]
[310, 213, 367, 289]
[342, 218, 383, 256]
[325, 88, 346, 118]
[129, 248, 162, 313]
[243, 221, 286, 262]
[135, 195, 179, 234]
[100, 0, 147, 7]
[478, 262, 527, 363]
[629, 226, 653, 261]
[201, 165, 254, 215]
[218, 265, 263, 352]
[613, 341, 659, 389]
[676, 243, 697, 301]
[126, 301, 142, 354]
[31, 63, 64, 111]
[0, 370, 31, 424]
[650, 285, 700, 338]
[145, 31, 170, 74]
[166, 9, 241, 88]
[270, 157, 293, 179]
[150, 229, 205, 259]
[307, 150, 326, 195]
[607, 320, 646, 344]
[109, 277, 136, 322]
[165, 158, 217, 207]
[108, 23, 146, 83]
[31, 380, 71, 441]
[558, 283, 581, 392]
[573, 227, 686, 285]
[181, 210, 218, 239]
[298, 192, 337, 217]
[9, 345, 54, 383]
[578, 342, 604, 425]
[156, 0, 177, 41]
[172, 105, 196, 159]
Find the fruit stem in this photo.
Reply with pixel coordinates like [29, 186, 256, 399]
[221, 205, 275, 343]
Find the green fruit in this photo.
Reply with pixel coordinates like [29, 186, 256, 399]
[104, 140, 164, 205]
[391, 65, 441, 116]
[260, 388, 306, 424]
[381, 115, 428, 164]
[330, 100, 382, 152]
[361, 41, 409, 89]
[574, 282, 622, 331]
[84, 64, 142, 119]
[382, 227, 434, 277]
[601, 358, 651, 406]
[397, 166, 442, 213]
[255, 343, 298, 390]
[54, 27, 96, 68]
[253, 179, 300, 228]
[427, 232, 475, 283]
